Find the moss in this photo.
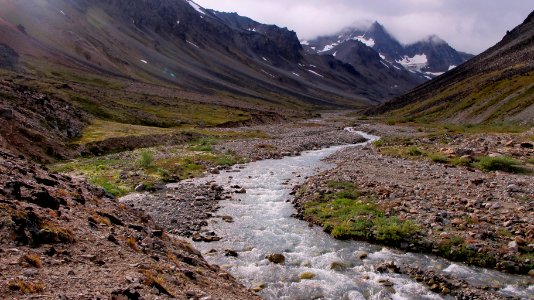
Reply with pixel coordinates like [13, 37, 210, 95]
[304, 182, 419, 244]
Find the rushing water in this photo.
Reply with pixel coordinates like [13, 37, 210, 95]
[190, 130, 533, 300]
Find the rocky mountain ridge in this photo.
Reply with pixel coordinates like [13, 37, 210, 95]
[369, 10, 534, 125]
[305, 21, 474, 79]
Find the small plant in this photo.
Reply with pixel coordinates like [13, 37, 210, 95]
[127, 236, 140, 252]
[373, 217, 419, 242]
[476, 156, 521, 173]
[451, 157, 472, 167]
[20, 253, 43, 268]
[407, 146, 424, 156]
[189, 138, 215, 151]
[429, 153, 449, 163]
[7, 279, 45, 294]
[138, 149, 154, 168]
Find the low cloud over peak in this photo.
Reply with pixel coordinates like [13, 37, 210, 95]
[195, 0, 532, 54]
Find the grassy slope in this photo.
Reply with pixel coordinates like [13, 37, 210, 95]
[371, 11, 534, 126]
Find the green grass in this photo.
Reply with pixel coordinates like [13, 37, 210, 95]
[138, 149, 154, 168]
[475, 156, 522, 173]
[407, 146, 424, 156]
[304, 182, 419, 243]
[429, 153, 449, 163]
[49, 146, 244, 197]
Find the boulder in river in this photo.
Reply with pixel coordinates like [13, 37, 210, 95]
[266, 253, 285, 264]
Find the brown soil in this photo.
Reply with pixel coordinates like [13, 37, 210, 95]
[0, 148, 259, 299]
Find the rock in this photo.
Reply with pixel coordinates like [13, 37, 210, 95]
[330, 261, 346, 270]
[299, 272, 316, 280]
[376, 261, 400, 273]
[506, 184, 521, 193]
[30, 190, 62, 210]
[528, 269, 534, 277]
[378, 279, 394, 287]
[134, 184, 145, 192]
[0, 108, 14, 120]
[266, 253, 285, 264]
[235, 188, 247, 194]
[508, 241, 518, 251]
[355, 251, 368, 260]
[520, 142, 533, 149]
[224, 250, 238, 257]
[221, 216, 234, 223]
[252, 282, 265, 292]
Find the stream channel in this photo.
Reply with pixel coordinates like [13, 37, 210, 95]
[188, 130, 532, 299]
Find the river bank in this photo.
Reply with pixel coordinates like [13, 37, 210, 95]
[293, 122, 534, 277]
[122, 120, 533, 299]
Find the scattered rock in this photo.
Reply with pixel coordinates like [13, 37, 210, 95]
[299, 272, 316, 280]
[266, 253, 285, 264]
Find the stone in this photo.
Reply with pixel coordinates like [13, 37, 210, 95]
[528, 269, 534, 277]
[266, 253, 285, 264]
[506, 184, 521, 193]
[134, 184, 145, 192]
[0, 108, 13, 120]
[299, 272, 316, 280]
[235, 188, 247, 194]
[330, 261, 346, 270]
[520, 142, 533, 149]
[224, 250, 238, 257]
[355, 251, 368, 260]
[252, 282, 265, 292]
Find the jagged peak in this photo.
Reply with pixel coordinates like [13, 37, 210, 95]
[424, 34, 446, 45]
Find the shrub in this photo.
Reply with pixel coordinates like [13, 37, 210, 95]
[407, 146, 424, 156]
[476, 156, 521, 173]
[7, 279, 44, 294]
[429, 153, 449, 163]
[138, 149, 154, 168]
[373, 217, 419, 242]
[20, 253, 43, 268]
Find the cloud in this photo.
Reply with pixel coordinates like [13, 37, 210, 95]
[194, 0, 532, 54]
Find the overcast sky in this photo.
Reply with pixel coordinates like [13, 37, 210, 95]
[195, 0, 533, 54]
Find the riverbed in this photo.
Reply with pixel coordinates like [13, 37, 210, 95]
[189, 131, 533, 299]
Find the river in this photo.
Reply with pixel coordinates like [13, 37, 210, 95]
[190, 130, 532, 299]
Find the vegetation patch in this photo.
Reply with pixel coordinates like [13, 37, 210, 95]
[50, 143, 244, 197]
[475, 156, 522, 173]
[303, 181, 419, 244]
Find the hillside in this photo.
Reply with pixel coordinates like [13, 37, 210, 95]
[0, 0, 417, 111]
[369, 11, 534, 125]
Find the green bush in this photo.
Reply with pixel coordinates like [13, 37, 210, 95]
[138, 149, 154, 168]
[476, 156, 521, 173]
[407, 146, 424, 156]
[429, 153, 449, 163]
[373, 217, 419, 242]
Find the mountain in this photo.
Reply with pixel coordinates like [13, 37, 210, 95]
[368, 11, 534, 125]
[0, 0, 427, 114]
[305, 21, 474, 79]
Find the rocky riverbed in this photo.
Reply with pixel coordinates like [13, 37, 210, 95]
[121, 121, 367, 243]
[293, 122, 534, 276]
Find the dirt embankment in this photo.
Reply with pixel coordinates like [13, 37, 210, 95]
[0, 148, 259, 299]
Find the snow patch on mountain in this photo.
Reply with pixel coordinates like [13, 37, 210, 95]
[187, 0, 206, 15]
[397, 54, 428, 71]
[319, 42, 339, 53]
[308, 70, 324, 77]
[187, 40, 199, 48]
[300, 40, 309, 46]
[354, 36, 375, 47]
[448, 65, 457, 70]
